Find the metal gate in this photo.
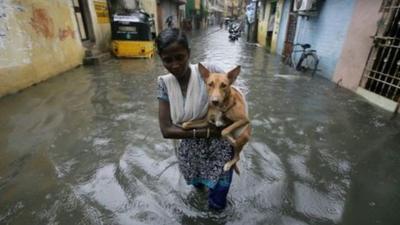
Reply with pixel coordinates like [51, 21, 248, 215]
[359, 0, 400, 103]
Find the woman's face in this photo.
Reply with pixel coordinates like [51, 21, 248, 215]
[160, 42, 190, 80]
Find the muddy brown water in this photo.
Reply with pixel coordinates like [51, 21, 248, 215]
[1, 28, 399, 225]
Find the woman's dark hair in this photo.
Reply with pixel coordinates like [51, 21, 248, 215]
[155, 28, 189, 54]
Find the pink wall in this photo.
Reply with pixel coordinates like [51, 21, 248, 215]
[332, 0, 382, 90]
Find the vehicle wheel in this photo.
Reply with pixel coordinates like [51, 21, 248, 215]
[302, 53, 319, 77]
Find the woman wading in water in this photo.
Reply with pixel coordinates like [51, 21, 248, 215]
[156, 28, 234, 210]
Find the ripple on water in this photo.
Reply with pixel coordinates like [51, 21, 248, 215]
[288, 154, 314, 182]
[293, 182, 344, 223]
[93, 137, 111, 146]
[280, 216, 309, 225]
[2, 27, 399, 225]
[75, 164, 177, 224]
[228, 141, 286, 215]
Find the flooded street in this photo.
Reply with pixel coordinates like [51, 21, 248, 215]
[1, 28, 399, 225]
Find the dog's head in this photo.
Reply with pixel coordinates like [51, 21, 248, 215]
[199, 63, 241, 107]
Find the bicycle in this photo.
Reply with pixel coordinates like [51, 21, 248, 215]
[285, 43, 319, 77]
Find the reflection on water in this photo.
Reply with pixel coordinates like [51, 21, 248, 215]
[1, 27, 400, 225]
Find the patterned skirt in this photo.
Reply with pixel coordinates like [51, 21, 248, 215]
[177, 138, 233, 189]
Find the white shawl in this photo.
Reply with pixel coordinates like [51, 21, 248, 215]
[160, 64, 209, 125]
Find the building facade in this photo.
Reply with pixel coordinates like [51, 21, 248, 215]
[333, 0, 398, 112]
[111, 0, 186, 35]
[225, 0, 244, 18]
[157, 0, 187, 31]
[271, 0, 398, 111]
[257, 0, 284, 51]
[186, 0, 209, 29]
[0, 0, 111, 97]
[207, 0, 225, 26]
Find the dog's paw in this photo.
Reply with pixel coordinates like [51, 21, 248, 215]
[221, 129, 230, 137]
[223, 163, 231, 172]
[182, 122, 191, 129]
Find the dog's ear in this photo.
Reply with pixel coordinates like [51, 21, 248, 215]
[227, 66, 241, 84]
[198, 63, 210, 80]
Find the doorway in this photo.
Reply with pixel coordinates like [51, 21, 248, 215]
[266, 1, 277, 49]
[72, 0, 95, 42]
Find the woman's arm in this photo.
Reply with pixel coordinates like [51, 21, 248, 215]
[159, 100, 221, 139]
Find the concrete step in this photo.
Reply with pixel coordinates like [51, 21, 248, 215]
[84, 48, 102, 57]
[83, 51, 111, 65]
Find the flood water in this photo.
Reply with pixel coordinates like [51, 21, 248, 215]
[1, 27, 399, 225]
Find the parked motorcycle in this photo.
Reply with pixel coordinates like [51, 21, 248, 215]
[228, 22, 241, 41]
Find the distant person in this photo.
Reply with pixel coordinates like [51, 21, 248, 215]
[156, 28, 235, 210]
[165, 16, 173, 28]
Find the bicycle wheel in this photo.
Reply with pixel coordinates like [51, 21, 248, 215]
[298, 52, 319, 77]
[285, 51, 301, 69]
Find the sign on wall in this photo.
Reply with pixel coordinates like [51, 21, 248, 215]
[94, 1, 109, 24]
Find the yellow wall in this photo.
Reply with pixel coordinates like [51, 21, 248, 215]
[257, 0, 284, 52]
[257, 3, 271, 47]
[270, 0, 284, 53]
[257, 22, 268, 47]
[0, 0, 84, 97]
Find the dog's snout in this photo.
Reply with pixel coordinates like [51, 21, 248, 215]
[211, 100, 219, 106]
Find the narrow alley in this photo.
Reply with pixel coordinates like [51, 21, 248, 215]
[0, 27, 399, 225]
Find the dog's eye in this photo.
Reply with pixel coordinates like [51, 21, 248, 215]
[220, 83, 227, 88]
[208, 82, 214, 87]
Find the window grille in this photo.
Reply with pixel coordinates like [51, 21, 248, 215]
[359, 0, 400, 102]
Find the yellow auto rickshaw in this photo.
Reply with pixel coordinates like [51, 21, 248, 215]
[111, 10, 155, 58]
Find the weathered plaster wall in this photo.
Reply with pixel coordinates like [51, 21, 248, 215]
[332, 0, 382, 90]
[294, 0, 356, 79]
[0, 0, 84, 97]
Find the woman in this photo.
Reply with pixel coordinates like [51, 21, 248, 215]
[156, 28, 234, 210]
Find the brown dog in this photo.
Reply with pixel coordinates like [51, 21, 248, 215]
[182, 63, 251, 174]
